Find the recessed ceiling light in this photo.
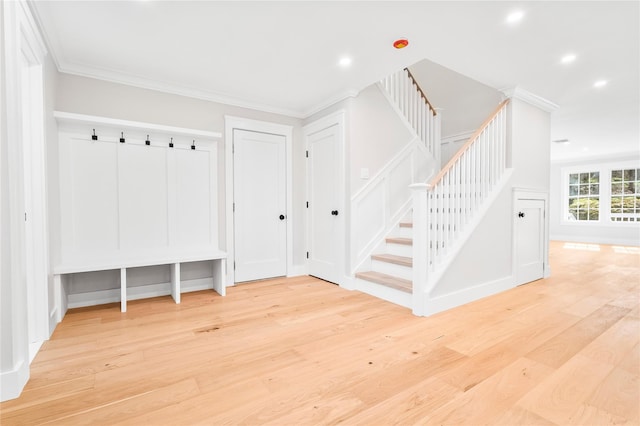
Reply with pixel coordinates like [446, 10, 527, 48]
[338, 57, 352, 67]
[561, 54, 576, 64]
[506, 11, 525, 24]
[594, 80, 607, 88]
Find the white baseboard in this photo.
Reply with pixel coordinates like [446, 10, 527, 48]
[340, 274, 355, 291]
[29, 341, 44, 364]
[287, 265, 308, 277]
[67, 277, 214, 309]
[422, 275, 514, 316]
[48, 308, 58, 337]
[550, 234, 640, 247]
[0, 360, 29, 402]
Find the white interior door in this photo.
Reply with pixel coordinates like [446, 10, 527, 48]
[233, 129, 286, 282]
[515, 198, 545, 285]
[307, 123, 342, 284]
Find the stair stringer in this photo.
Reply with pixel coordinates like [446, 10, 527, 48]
[413, 168, 515, 316]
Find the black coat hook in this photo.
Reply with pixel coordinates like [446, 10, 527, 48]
[120, 132, 125, 143]
[91, 129, 98, 140]
[145, 134, 150, 146]
[191, 139, 196, 150]
[169, 137, 174, 148]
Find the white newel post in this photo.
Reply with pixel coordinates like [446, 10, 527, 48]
[410, 183, 430, 316]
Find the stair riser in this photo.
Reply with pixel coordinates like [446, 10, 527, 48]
[371, 260, 412, 280]
[386, 243, 412, 257]
[397, 226, 413, 239]
[354, 278, 412, 308]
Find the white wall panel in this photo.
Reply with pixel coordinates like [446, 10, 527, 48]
[56, 117, 220, 271]
[174, 148, 213, 247]
[68, 137, 118, 255]
[388, 156, 412, 214]
[118, 143, 168, 250]
[355, 182, 386, 258]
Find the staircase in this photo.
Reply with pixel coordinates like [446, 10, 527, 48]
[355, 220, 413, 288]
[354, 220, 414, 307]
[354, 67, 511, 315]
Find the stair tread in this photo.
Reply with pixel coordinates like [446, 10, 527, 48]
[355, 271, 412, 293]
[371, 253, 412, 267]
[386, 237, 412, 245]
[399, 222, 413, 228]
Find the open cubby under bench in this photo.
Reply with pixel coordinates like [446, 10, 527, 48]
[53, 251, 227, 313]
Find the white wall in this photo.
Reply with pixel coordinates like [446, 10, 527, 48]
[348, 85, 414, 194]
[510, 99, 551, 189]
[53, 73, 306, 296]
[432, 188, 513, 296]
[550, 153, 640, 246]
[431, 97, 551, 301]
[305, 84, 417, 197]
[409, 58, 503, 138]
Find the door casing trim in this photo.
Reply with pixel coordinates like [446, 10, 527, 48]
[224, 116, 293, 286]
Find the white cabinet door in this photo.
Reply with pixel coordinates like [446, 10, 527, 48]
[233, 129, 287, 282]
[515, 198, 545, 285]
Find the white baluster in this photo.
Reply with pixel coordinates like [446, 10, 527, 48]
[443, 173, 448, 255]
[454, 161, 460, 239]
[481, 131, 487, 198]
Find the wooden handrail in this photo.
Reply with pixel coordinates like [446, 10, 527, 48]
[404, 67, 437, 116]
[427, 99, 510, 188]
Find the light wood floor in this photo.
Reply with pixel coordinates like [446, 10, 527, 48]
[1, 241, 639, 425]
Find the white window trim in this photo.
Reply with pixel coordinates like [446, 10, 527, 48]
[561, 160, 640, 227]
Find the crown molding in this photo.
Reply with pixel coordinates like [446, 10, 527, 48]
[27, 0, 363, 121]
[301, 89, 360, 118]
[56, 60, 365, 120]
[500, 86, 559, 113]
[58, 61, 311, 118]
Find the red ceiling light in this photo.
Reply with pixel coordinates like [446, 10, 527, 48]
[393, 38, 409, 49]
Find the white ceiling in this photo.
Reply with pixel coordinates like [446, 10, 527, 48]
[31, 1, 639, 161]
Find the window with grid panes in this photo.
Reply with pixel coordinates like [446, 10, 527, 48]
[610, 168, 640, 222]
[567, 171, 599, 221]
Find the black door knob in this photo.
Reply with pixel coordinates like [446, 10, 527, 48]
[331, 210, 339, 216]
[279, 214, 285, 220]
[518, 212, 525, 218]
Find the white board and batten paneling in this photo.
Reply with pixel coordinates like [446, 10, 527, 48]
[53, 111, 226, 315]
[351, 138, 435, 274]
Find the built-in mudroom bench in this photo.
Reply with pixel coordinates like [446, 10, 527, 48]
[53, 252, 226, 314]
[52, 111, 226, 320]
